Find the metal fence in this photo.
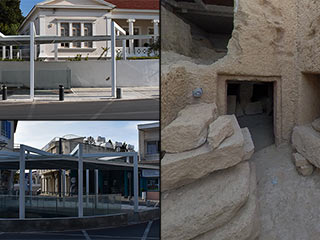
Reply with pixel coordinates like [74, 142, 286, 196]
[0, 194, 121, 218]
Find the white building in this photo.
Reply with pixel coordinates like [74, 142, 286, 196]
[18, 0, 160, 60]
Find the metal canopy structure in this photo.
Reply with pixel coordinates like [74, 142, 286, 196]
[0, 143, 152, 219]
[0, 20, 157, 99]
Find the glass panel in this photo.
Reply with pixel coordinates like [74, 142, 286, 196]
[60, 23, 69, 48]
[72, 23, 81, 48]
[84, 23, 93, 48]
[147, 141, 159, 154]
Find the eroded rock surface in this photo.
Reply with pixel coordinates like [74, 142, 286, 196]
[312, 118, 320, 132]
[161, 162, 251, 240]
[194, 163, 259, 240]
[208, 115, 234, 149]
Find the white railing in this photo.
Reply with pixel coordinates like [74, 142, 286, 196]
[116, 47, 157, 58]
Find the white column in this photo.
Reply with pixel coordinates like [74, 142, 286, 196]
[81, 23, 85, 48]
[111, 21, 116, 98]
[55, 22, 60, 61]
[34, 45, 37, 60]
[152, 20, 160, 36]
[9, 46, 13, 59]
[2, 46, 5, 60]
[19, 146, 26, 219]
[127, 19, 135, 55]
[133, 153, 139, 212]
[105, 17, 112, 57]
[86, 169, 89, 204]
[30, 22, 35, 100]
[94, 169, 98, 207]
[69, 22, 73, 48]
[92, 22, 96, 49]
[78, 144, 83, 217]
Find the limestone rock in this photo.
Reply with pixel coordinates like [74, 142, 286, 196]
[227, 95, 237, 115]
[161, 162, 250, 240]
[245, 102, 263, 115]
[292, 125, 320, 169]
[161, 6, 193, 56]
[241, 128, 255, 160]
[312, 118, 320, 132]
[194, 163, 259, 240]
[297, 165, 314, 176]
[208, 116, 234, 149]
[292, 152, 309, 167]
[162, 103, 218, 153]
[162, 115, 245, 192]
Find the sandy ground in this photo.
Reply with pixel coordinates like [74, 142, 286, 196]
[252, 144, 320, 240]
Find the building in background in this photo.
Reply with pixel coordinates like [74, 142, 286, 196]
[39, 134, 136, 197]
[17, 0, 160, 60]
[0, 121, 17, 194]
[138, 122, 159, 200]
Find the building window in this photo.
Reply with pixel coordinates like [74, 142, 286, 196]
[72, 23, 81, 48]
[84, 23, 93, 48]
[60, 23, 69, 48]
[146, 141, 159, 155]
[1, 121, 11, 139]
[147, 178, 159, 191]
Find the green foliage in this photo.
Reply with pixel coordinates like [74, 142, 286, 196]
[98, 46, 110, 60]
[0, 0, 24, 35]
[148, 37, 160, 56]
[67, 54, 82, 61]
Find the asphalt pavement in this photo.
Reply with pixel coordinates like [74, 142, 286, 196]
[0, 98, 159, 120]
[0, 219, 160, 240]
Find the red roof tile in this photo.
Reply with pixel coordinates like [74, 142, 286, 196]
[106, 0, 159, 10]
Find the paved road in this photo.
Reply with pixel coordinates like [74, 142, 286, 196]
[0, 220, 160, 240]
[0, 99, 159, 120]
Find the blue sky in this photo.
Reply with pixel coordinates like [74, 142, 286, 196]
[20, 0, 45, 16]
[15, 121, 156, 151]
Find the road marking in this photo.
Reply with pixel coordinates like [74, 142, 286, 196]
[90, 101, 113, 119]
[82, 230, 92, 240]
[141, 221, 153, 240]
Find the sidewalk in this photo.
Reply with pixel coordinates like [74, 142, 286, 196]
[0, 86, 159, 104]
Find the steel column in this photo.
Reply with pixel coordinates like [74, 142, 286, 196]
[133, 153, 139, 212]
[19, 145, 26, 219]
[30, 22, 35, 100]
[78, 144, 83, 217]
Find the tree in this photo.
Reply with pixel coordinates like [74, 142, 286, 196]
[0, 0, 24, 35]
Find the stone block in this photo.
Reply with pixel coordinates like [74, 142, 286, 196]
[162, 103, 218, 153]
[312, 118, 320, 132]
[245, 101, 263, 115]
[162, 115, 245, 192]
[208, 115, 234, 149]
[227, 95, 237, 115]
[292, 125, 320, 169]
[241, 128, 255, 160]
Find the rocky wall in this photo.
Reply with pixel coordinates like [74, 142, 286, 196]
[161, 0, 301, 142]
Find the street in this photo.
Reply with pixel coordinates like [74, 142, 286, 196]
[0, 99, 159, 120]
[0, 219, 160, 240]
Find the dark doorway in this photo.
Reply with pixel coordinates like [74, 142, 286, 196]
[227, 81, 275, 151]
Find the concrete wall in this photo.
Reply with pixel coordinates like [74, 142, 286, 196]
[0, 60, 159, 88]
